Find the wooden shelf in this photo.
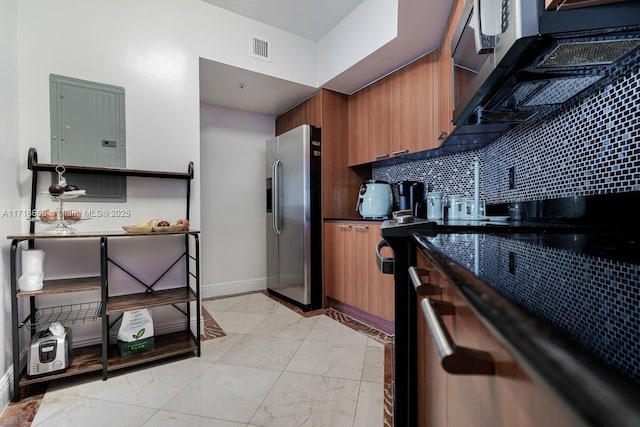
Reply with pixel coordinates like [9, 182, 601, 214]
[7, 230, 199, 241]
[19, 332, 196, 386]
[17, 276, 101, 297]
[20, 344, 103, 386]
[28, 147, 193, 180]
[107, 331, 196, 371]
[106, 288, 196, 314]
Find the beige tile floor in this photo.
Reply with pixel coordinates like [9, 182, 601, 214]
[27, 293, 385, 426]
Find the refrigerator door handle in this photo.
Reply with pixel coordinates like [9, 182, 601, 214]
[272, 159, 283, 234]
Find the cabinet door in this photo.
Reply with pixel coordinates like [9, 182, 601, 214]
[416, 251, 448, 427]
[435, 0, 466, 142]
[396, 54, 438, 154]
[361, 223, 394, 321]
[348, 87, 374, 166]
[348, 78, 394, 165]
[370, 74, 394, 162]
[324, 221, 393, 322]
[275, 91, 322, 136]
[323, 222, 355, 305]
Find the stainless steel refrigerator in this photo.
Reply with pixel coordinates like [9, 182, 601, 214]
[266, 124, 322, 311]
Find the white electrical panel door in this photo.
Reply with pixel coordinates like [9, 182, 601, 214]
[50, 74, 126, 201]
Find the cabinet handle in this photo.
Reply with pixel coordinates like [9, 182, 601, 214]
[392, 149, 409, 156]
[376, 239, 394, 274]
[338, 225, 352, 230]
[438, 131, 448, 140]
[374, 153, 389, 159]
[408, 266, 441, 296]
[421, 298, 495, 375]
[353, 225, 368, 231]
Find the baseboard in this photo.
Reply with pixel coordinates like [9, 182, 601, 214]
[0, 367, 12, 416]
[328, 298, 395, 335]
[201, 278, 266, 299]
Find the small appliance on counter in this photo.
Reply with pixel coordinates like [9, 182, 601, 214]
[28, 322, 72, 376]
[397, 181, 425, 214]
[356, 180, 393, 219]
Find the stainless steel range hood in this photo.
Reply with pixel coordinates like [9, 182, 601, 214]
[451, 0, 640, 127]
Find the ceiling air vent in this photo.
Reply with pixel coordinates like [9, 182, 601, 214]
[251, 36, 271, 62]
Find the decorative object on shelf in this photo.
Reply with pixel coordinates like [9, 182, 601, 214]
[18, 249, 45, 291]
[122, 218, 189, 233]
[35, 165, 88, 235]
[117, 309, 154, 356]
[27, 322, 72, 377]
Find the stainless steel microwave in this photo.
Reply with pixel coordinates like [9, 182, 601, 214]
[451, 0, 640, 125]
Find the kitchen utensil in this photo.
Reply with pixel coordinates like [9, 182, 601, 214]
[446, 195, 462, 220]
[426, 192, 443, 220]
[462, 197, 486, 219]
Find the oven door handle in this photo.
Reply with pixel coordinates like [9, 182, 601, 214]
[408, 266, 442, 296]
[376, 239, 394, 274]
[421, 298, 495, 375]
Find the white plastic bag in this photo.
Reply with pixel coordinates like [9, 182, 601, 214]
[117, 309, 154, 343]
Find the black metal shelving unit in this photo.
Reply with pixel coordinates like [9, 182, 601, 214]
[7, 148, 200, 402]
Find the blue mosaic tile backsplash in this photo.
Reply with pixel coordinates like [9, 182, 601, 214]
[426, 233, 640, 384]
[373, 66, 640, 204]
[377, 64, 640, 386]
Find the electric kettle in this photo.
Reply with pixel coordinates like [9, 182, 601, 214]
[356, 180, 393, 219]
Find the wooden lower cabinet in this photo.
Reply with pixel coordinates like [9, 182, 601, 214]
[324, 220, 394, 323]
[415, 249, 575, 427]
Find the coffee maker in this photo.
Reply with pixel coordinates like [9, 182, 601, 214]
[397, 181, 426, 217]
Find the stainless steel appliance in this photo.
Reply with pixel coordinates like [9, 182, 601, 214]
[28, 326, 72, 376]
[266, 125, 322, 311]
[452, 0, 640, 126]
[356, 180, 393, 219]
[397, 181, 425, 213]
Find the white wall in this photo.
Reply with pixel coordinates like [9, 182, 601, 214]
[1, 0, 318, 406]
[0, 0, 21, 413]
[200, 104, 274, 297]
[316, 0, 398, 87]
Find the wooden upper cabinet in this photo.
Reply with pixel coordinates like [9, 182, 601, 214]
[348, 54, 439, 166]
[435, 0, 466, 143]
[275, 91, 322, 136]
[370, 74, 394, 162]
[396, 54, 438, 153]
[348, 85, 375, 166]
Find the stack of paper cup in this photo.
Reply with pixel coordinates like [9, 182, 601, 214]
[18, 249, 45, 291]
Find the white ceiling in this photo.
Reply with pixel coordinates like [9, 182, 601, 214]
[199, 0, 453, 116]
[200, 0, 366, 41]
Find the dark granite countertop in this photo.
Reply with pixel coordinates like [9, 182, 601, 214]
[413, 229, 640, 427]
[324, 217, 385, 222]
